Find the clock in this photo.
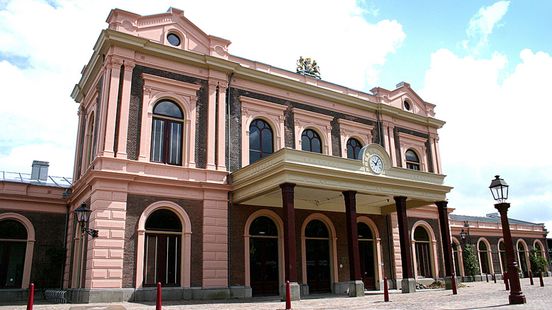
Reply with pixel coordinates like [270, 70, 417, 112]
[369, 154, 384, 174]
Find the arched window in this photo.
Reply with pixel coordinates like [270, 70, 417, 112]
[405, 149, 420, 170]
[452, 241, 462, 277]
[346, 138, 363, 160]
[151, 100, 184, 165]
[534, 241, 544, 257]
[85, 113, 95, 166]
[249, 119, 273, 164]
[517, 241, 529, 277]
[498, 241, 506, 274]
[0, 219, 28, 288]
[249, 216, 279, 296]
[478, 240, 491, 274]
[301, 129, 322, 153]
[144, 209, 182, 286]
[414, 226, 432, 278]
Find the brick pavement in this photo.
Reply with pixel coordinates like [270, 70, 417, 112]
[2, 278, 550, 309]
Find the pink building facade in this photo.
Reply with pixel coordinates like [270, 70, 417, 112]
[0, 7, 547, 304]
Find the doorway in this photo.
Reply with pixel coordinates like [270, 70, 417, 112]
[305, 220, 331, 293]
[358, 222, 376, 290]
[249, 216, 279, 296]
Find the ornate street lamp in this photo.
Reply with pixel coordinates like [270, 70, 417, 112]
[74, 203, 99, 238]
[460, 221, 470, 244]
[489, 175, 525, 304]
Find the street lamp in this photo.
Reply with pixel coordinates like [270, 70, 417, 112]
[460, 221, 470, 244]
[74, 203, 99, 238]
[489, 175, 526, 304]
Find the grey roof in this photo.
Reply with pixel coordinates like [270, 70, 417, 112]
[450, 213, 542, 226]
[1, 171, 72, 188]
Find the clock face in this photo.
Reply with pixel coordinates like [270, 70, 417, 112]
[369, 154, 384, 174]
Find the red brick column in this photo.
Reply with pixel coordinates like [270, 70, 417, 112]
[281, 183, 297, 282]
[343, 191, 361, 281]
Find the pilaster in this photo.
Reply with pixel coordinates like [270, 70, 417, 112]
[102, 56, 123, 158]
[202, 191, 228, 288]
[85, 181, 128, 288]
[206, 80, 218, 170]
[115, 60, 135, 159]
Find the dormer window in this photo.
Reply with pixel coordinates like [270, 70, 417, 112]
[167, 33, 181, 46]
[403, 100, 411, 111]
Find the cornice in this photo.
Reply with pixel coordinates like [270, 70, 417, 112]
[73, 29, 446, 129]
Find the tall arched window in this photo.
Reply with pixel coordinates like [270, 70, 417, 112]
[144, 209, 182, 286]
[346, 138, 363, 160]
[498, 241, 506, 274]
[0, 219, 27, 288]
[478, 240, 491, 274]
[249, 216, 279, 296]
[517, 241, 528, 277]
[452, 241, 461, 277]
[85, 113, 95, 166]
[249, 119, 273, 164]
[151, 100, 184, 165]
[301, 129, 322, 153]
[414, 226, 432, 278]
[405, 149, 420, 170]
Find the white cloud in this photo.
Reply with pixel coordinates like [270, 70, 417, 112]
[0, 0, 405, 176]
[421, 48, 552, 232]
[463, 1, 510, 54]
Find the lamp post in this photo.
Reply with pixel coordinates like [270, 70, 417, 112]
[489, 175, 526, 304]
[74, 203, 99, 238]
[459, 221, 470, 245]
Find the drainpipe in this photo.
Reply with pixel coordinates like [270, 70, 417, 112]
[226, 72, 234, 172]
[61, 189, 71, 288]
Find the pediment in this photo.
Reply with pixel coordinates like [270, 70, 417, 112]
[372, 82, 436, 117]
[106, 7, 231, 59]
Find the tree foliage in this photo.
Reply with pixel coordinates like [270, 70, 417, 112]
[529, 248, 548, 275]
[296, 56, 321, 79]
[463, 244, 480, 277]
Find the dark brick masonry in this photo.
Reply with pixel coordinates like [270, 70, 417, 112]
[0, 210, 66, 289]
[127, 65, 209, 168]
[123, 195, 204, 288]
[226, 88, 379, 172]
[228, 205, 390, 286]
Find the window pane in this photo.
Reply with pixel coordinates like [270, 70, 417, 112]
[357, 223, 373, 239]
[151, 119, 164, 162]
[301, 136, 310, 151]
[414, 227, 429, 241]
[261, 128, 273, 154]
[406, 149, 419, 162]
[311, 136, 321, 153]
[249, 216, 278, 236]
[146, 209, 182, 232]
[168, 122, 182, 165]
[305, 220, 329, 238]
[0, 220, 27, 239]
[346, 138, 362, 160]
[250, 150, 261, 164]
[250, 127, 260, 150]
[154, 100, 183, 119]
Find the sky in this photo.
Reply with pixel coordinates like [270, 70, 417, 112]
[1, 0, 551, 234]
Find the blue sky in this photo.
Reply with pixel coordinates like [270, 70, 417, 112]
[0, 0, 551, 233]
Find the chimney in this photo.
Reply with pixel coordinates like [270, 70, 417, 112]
[31, 160, 49, 182]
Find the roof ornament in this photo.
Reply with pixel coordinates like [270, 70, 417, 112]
[296, 56, 321, 79]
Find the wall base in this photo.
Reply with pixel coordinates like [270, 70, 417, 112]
[280, 282, 300, 301]
[401, 278, 416, 293]
[67, 286, 251, 303]
[347, 280, 365, 297]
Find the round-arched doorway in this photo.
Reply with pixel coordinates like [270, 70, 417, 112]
[0, 219, 27, 288]
[357, 222, 376, 290]
[305, 220, 331, 293]
[249, 216, 279, 296]
[143, 209, 182, 286]
[414, 226, 432, 278]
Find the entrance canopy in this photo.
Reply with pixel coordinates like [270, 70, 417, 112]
[230, 145, 452, 214]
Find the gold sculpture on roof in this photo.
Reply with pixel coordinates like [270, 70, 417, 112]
[296, 56, 321, 79]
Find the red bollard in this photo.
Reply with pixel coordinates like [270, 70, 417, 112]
[451, 273, 457, 295]
[383, 276, 389, 302]
[539, 272, 544, 287]
[156, 282, 162, 310]
[529, 271, 534, 285]
[493, 274, 497, 283]
[485, 273, 489, 282]
[504, 272, 510, 291]
[285, 280, 292, 310]
[26, 283, 34, 310]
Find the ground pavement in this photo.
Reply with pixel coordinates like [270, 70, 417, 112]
[2, 278, 550, 309]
